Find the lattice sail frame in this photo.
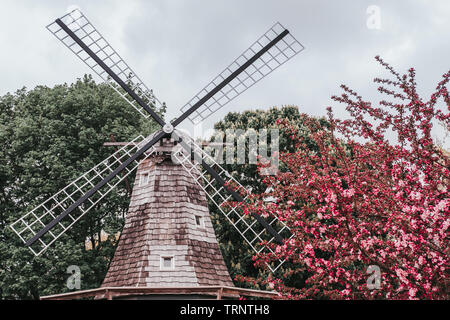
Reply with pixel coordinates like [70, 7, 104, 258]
[10, 135, 156, 256]
[180, 22, 304, 125]
[46, 9, 164, 119]
[172, 133, 293, 272]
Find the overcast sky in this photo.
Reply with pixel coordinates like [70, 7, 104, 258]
[0, 0, 449, 146]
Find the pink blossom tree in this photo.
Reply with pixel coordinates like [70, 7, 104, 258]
[239, 57, 449, 299]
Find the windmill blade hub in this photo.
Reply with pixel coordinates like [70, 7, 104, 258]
[163, 123, 174, 134]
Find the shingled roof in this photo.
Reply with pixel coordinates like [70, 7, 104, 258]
[101, 136, 234, 288]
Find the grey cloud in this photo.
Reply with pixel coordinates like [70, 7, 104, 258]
[0, 0, 448, 146]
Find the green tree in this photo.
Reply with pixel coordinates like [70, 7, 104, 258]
[209, 106, 328, 289]
[0, 75, 163, 299]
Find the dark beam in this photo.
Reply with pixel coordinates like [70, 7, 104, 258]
[55, 18, 166, 127]
[178, 140, 283, 244]
[25, 131, 168, 247]
[172, 29, 289, 127]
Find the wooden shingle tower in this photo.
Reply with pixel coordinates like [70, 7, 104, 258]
[12, 9, 304, 299]
[101, 136, 234, 288]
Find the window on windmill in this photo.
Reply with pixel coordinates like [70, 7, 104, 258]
[195, 215, 204, 228]
[139, 172, 150, 186]
[160, 256, 174, 270]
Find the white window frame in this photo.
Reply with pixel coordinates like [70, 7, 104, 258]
[194, 215, 205, 228]
[139, 171, 150, 186]
[160, 255, 175, 270]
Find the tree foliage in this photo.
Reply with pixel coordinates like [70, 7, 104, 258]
[0, 75, 163, 299]
[209, 106, 328, 288]
[239, 58, 449, 299]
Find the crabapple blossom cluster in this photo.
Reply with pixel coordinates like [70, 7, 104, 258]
[238, 57, 449, 299]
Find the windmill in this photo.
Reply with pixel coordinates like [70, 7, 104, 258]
[10, 9, 304, 296]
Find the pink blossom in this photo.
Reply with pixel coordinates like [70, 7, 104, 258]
[409, 288, 418, 299]
[237, 59, 449, 300]
[343, 188, 355, 198]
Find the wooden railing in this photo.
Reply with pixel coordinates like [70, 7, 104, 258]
[40, 286, 280, 300]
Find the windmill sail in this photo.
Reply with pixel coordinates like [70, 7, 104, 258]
[172, 133, 292, 272]
[10, 135, 157, 256]
[177, 22, 304, 125]
[101, 138, 235, 288]
[13, 9, 305, 275]
[46, 9, 164, 122]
